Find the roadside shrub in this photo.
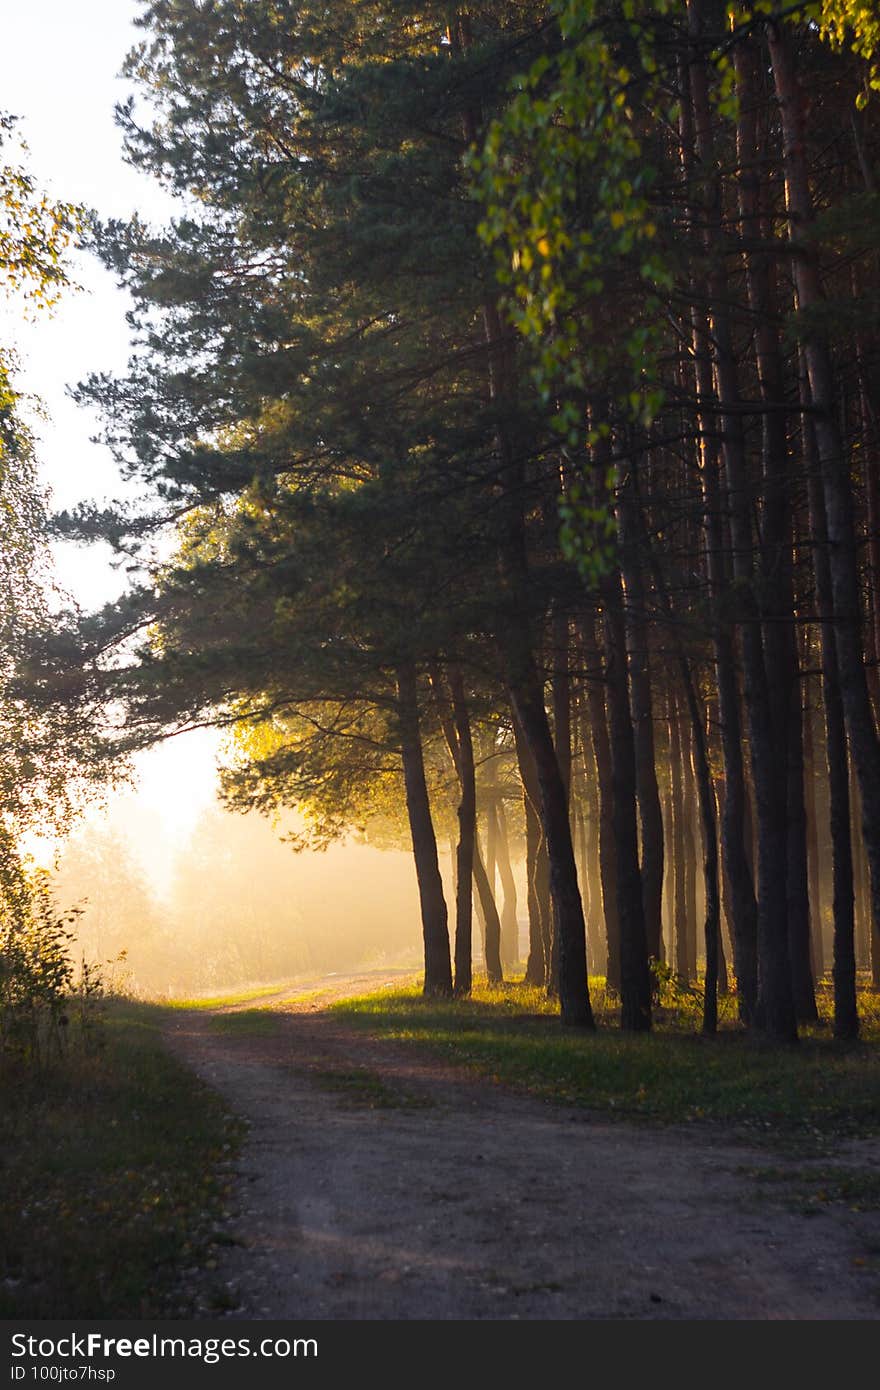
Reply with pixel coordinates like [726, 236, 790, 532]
[0, 840, 103, 1066]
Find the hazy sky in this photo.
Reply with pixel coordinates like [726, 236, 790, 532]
[1, 0, 219, 842]
[1, 0, 172, 552]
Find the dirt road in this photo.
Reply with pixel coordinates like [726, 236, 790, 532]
[164, 971, 880, 1320]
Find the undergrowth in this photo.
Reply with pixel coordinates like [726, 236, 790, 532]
[0, 997, 244, 1317]
[331, 975, 880, 1144]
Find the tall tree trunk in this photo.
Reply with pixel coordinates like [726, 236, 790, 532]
[802, 664, 826, 981]
[449, 666, 476, 995]
[429, 663, 477, 993]
[687, 696, 721, 1035]
[851, 764, 870, 973]
[472, 846, 488, 966]
[534, 826, 552, 977]
[717, 902, 729, 998]
[603, 567, 651, 1031]
[506, 626, 595, 1028]
[473, 842, 503, 986]
[397, 663, 452, 997]
[618, 469, 664, 966]
[494, 798, 520, 971]
[581, 614, 621, 991]
[661, 755, 673, 965]
[548, 606, 573, 995]
[734, 29, 815, 1024]
[669, 688, 690, 987]
[450, 11, 591, 1026]
[552, 607, 572, 802]
[786, 663, 818, 1020]
[513, 709, 549, 987]
[705, 702, 729, 997]
[580, 746, 607, 977]
[572, 788, 591, 952]
[803, 362, 858, 1038]
[486, 793, 497, 901]
[640, 484, 722, 1015]
[854, 296, 880, 725]
[679, 43, 758, 1021]
[682, 722, 699, 984]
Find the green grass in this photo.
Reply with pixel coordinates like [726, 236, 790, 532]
[205, 1008, 283, 1036]
[165, 982, 297, 1010]
[743, 1164, 880, 1213]
[0, 998, 245, 1318]
[166, 981, 348, 1014]
[331, 979, 880, 1144]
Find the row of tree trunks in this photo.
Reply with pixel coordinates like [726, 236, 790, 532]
[488, 797, 519, 970]
[734, 29, 816, 1025]
[678, 36, 758, 1023]
[429, 664, 504, 993]
[408, 607, 874, 1030]
[768, 19, 880, 1035]
[687, 0, 796, 1040]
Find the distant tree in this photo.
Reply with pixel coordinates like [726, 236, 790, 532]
[51, 825, 167, 990]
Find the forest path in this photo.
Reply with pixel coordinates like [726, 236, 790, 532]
[164, 972, 880, 1320]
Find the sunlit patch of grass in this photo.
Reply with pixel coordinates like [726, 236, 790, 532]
[0, 998, 244, 1318]
[275, 985, 354, 1009]
[849, 977, 880, 1041]
[164, 982, 297, 1010]
[331, 978, 880, 1143]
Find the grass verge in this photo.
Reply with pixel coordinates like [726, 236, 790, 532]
[331, 979, 880, 1145]
[310, 1066, 434, 1109]
[743, 1163, 880, 1214]
[0, 997, 244, 1318]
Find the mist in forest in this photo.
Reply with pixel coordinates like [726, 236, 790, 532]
[49, 800, 434, 997]
[46, 756, 859, 1001]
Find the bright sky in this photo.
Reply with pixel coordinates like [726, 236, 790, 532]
[1, 0, 220, 850]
